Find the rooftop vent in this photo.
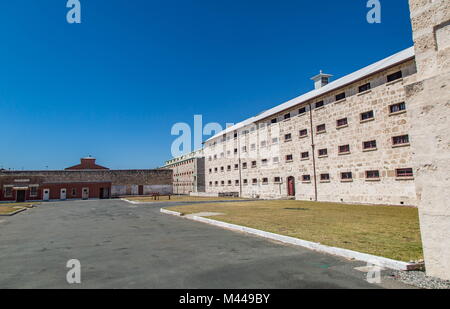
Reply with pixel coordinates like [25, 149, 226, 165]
[310, 70, 333, 90]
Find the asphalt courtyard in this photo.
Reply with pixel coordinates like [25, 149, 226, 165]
[0, 199, 414, 289]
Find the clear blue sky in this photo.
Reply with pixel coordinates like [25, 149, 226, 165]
[0, 0, 413, 170]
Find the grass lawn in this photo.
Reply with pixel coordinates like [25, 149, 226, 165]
[0, 202, 38, 215]
[166, 200, 423, 262]
[125, 195, 246, 203]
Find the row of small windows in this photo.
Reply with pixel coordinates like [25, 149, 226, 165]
[208, 168, 413, 187]
[207, 71, 404, 148]
[208, 102, 407, 160]
[208, 135, 410, 173]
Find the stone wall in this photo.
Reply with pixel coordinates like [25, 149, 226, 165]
[406, 0, 450, 280]
[204, 58, 418, 206]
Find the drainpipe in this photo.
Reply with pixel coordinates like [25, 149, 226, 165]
[308, 103, 318, 201]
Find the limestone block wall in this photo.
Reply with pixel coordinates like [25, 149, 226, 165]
[205, 59, 418, 206]
[406, 0, 450, 280]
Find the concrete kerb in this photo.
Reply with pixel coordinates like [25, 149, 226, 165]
[160, 208, 423, 271]
[121, 198, 258, 205]
[0, 207, 27, 217]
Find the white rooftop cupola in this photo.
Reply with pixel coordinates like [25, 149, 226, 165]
[311, 70, 333, 89]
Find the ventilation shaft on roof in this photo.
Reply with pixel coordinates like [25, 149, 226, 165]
[310, 70, 333, 89]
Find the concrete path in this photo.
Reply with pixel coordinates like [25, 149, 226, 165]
[0, 199, 413, 288]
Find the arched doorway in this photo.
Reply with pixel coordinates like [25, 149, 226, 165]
[287, 176, 295, 196]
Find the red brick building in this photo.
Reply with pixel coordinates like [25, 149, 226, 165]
[0, 158, 172, 202]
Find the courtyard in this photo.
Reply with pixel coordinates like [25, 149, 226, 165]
[0, 199, 414, 289]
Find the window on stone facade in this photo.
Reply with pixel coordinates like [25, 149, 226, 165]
[301, 151, 309, 159]
[358, 83, 371, 93]
[316, 124, 326, 133]
[228, 180, 232, 186]
[341, 172, 353, 180]
[271, 118, 277, 124]
[274, 177, 281, 183]
[234, 132, 238, 139]
[272, 137, 278, 144]
[273, 157, 279, 164]
[335, 92, 346, 101]
[243, 179, 248, 185]
[221, 181, 225, 186]
[320, 174, 330, 181]
[299, 129, 308, 137]
[302, 175, 311, 182]
[252, 178, 258, 185]
[360, 110, 374, 121]
[299, 107, 307, 115]
[387, 71, 403, 82]
[392, 135, 410, 146]
[220, 166, 224, 172]
[227, 165, 231, 171]
[284, 133, 292, 141]
[262, 178, 269, 185]
[284, 113, 291, 120]
[286, 154, 293, 162]
[209, 181, 213, 186]
[234, 180, 239, 186]
[209, 168, 212, 173]
[366, 170, 380, 179]
[338, 144, 350, 154]
[318, 148, 328, 157]
[251, 144, 256, 150]
[214, 168, 218, 173]
[72, 188, 77, 196]
[234, 164, 239, 170]
[261, 159, 268, 166]
[251, 161, 257, 168]
[215, 181, 218, 186]
[242, 146, 247, 152]
[389, 102, 406, 114]
[261, 141, 267, 147]
[337, 118, 348, 127]
[315, 101, 324, 108]
[242, 162, 247, 169]
[234, 148, 238, 155]
[396, 168, 413, 178]
[363, 140, 377, 150]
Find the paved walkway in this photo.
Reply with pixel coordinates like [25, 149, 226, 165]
[0, 199, 412, 288]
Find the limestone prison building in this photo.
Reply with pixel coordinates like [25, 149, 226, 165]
[202, 47, 418, 206]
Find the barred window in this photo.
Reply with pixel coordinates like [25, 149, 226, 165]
[393, 135, 409, 145]
[318, 148, 328, 156]
[396, 168, 413, 178]
[341, 172, 353, 180]
[366, 170, 380, 179]
[338, 144, 350, 153]
[299, 129, 308, 137]
[390, 102, 406, 113]
[358, 83, 371, 93]
[337, 118, 348, 127]
[387, 71, 402, 82]
[299, 107, 307, 115]
[320, 174, 330, 181]
[315, 101, 324, 108]
[316, 124, 326, 133]
[363, 140, 377, 150]
[335, 92, 346, 101]
[361, 110, 374, 121]
[301, 151, 309, 159]
[302, 175, 311, 182]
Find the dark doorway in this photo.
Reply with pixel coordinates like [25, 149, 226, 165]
[287, 176, 296, 196]
[100, 188, 110, 199]
[138, 185, 144, 196]
[16, 190, 26, 202]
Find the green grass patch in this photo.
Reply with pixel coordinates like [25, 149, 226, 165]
[166, 200, 423, 262]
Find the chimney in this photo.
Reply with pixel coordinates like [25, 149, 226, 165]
[310, 70, 333, 90]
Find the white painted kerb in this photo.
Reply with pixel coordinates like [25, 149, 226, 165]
[160, 208, 422, 271]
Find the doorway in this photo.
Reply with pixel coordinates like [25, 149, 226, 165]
[287, 176, 296, 196]
[138, 185, 144, 196]
[100, 188, 110, 199]
[16, 190, 26, 203]
[43, 189, 50, 201]
[82, 187, 89, 200]
[60, 188, 67, 200]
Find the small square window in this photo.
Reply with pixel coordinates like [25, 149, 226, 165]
[337, 118, 348, 127]
[301, 151, 309, 159]
[274, 177, 281, 183]
[286, 154, 293, 162]
[387, 71, 402, 82]
[396, 168, 413, 178]
[315, 101, 324, 108]
[361, 110, 374, 121]
[341, 172, 353, 180]
[284, 133, 292, 141]
[284, 113, 291, 120]
[320, 174, 330, 181]
[299, 107, 307, 115]
[390, 102, 406, 114]
[335, 92, 346, 101]
[393, 135, 410, 145]
[316, 124, 326, 133]
[262, 178, 269, 184]
[302, 175, 311, 182]
[299, 129, 308, 137]
[358, 83, 371, 93]
[251, 161, 257, 168]
[318, 148, 328, 157]
[338, 144, 350, 154]
[271, 118, 278, 124]
[366, 170, 380, 179]
[363, 140, 377, 150]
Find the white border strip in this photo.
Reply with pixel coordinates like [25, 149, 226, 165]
[160, 208, 422, 271]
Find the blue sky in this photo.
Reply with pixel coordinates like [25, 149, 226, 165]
[0, 0, 413, 170]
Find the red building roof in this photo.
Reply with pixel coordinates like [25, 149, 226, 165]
[65, 157, 109, 170]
